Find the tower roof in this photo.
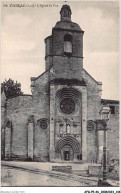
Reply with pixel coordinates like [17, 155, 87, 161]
[53, 21, 83, 32]
[53, 4, 84, 32]
[60, 4, 72, 22]
[60, 4, 72, 12]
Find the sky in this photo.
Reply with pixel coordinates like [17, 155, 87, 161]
[1, 1, 120, 100]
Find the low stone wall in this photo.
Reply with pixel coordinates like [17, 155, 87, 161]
[52, 166, 72, 173]
[88, 165, 102, 177]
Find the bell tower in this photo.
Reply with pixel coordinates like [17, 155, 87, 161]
[45, 5, 84, 80]
[48, 5, 87, 162]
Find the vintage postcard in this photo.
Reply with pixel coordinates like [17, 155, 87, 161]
[1, 0, 120, 193]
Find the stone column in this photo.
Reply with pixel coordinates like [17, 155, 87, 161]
[70, 122, 73, 134]
[50, 85, 55, 161]
[5, 126, 11, 158]
[50, 118, 55, 160]
[56, 122, 59, 135]
[1, 128, 5, 160]
[81, 87, 87, 161]
[97, 130, 104, 163]
[1, 90, 7, 159]
[28, 116, 34, 160]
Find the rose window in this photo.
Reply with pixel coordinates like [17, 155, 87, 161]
[60, 98, 75, 114]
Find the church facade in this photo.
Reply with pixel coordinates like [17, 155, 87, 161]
[1, 5, 119, 163]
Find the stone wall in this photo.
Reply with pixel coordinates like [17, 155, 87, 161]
[83, 69, 102, 162]
[4, 70, 50, 161]
[107, 106, 119, 162]
[87, 125, 97, 163]
[31, 71, 50, 161]
[53, 56, 83, 80]
[6, 95, 33, 159]
[83, 69, 102, 121]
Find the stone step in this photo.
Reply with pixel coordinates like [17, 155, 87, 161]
[72, 170, 89, 176]
[72, 164, 89, 171]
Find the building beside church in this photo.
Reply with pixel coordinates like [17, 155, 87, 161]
[1, 5, 119, 163]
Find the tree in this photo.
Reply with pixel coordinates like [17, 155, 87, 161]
[1, 78, 23, 98]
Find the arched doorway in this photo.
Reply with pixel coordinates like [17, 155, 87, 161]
[55, 136, 81, 161]
[61, 145, 74, 161]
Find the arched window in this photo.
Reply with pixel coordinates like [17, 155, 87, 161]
[60, 124, 63, 134]
[64, 34, 72, 56]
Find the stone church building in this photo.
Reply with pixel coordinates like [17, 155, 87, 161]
[1, 5, 119, 163]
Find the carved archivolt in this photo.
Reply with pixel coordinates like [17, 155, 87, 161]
[55, 136, 81, 153]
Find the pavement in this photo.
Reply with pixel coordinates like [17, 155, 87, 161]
[1, 161, 98, 186]
[1, 166, 87, 186]
[1, 161, 100, 171]
[1, 161, 120, 187]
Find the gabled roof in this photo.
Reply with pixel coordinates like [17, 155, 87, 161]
[31, 67, 51, 81]
[83, 68, 102, 85]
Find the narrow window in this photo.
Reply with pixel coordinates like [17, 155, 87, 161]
[60, 124, 63, 134]
[110, 106, 115, 114]
[64, 34, 72, 56]
[80, 154, 82, 160]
